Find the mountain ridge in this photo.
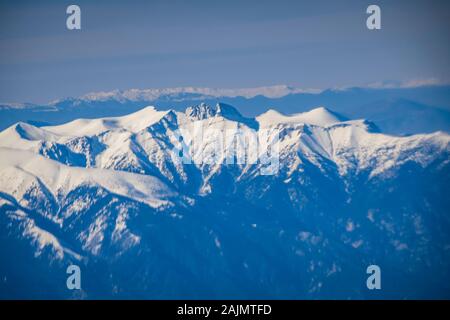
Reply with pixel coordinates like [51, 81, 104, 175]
[1, 85, 449, 136]
[0, 103, 449, 299]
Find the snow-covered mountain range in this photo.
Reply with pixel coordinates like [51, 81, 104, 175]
[0, 103, 449, 299]
[1, 85, 450, 135]
[0, 85, 314, 110]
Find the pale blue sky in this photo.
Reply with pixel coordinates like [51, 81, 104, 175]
[0, 0, 449, 103]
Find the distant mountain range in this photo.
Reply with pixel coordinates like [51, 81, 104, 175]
[1, 85, 450, 135]
[1, 103, 449, 298]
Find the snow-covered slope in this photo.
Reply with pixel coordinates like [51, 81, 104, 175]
[0, 103, 449, 299]
[0, 148, 176, 209]
[257, 107, 345, 127]
[44, 106, 169, 136]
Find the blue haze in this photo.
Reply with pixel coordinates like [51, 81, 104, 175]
[0, 0, 450, 103]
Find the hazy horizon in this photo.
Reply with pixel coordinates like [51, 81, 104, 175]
[1, 0, 450, 104]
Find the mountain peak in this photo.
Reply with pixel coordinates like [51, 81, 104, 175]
[2, 122, 55, 141]
[300, 106, 347, 124]
[185, 103, 217, 120]
[185, 103, 242, 120]
[257, 106, 345, 127]
[184, 103, 258, 129]
[216, 103, 242, 118]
